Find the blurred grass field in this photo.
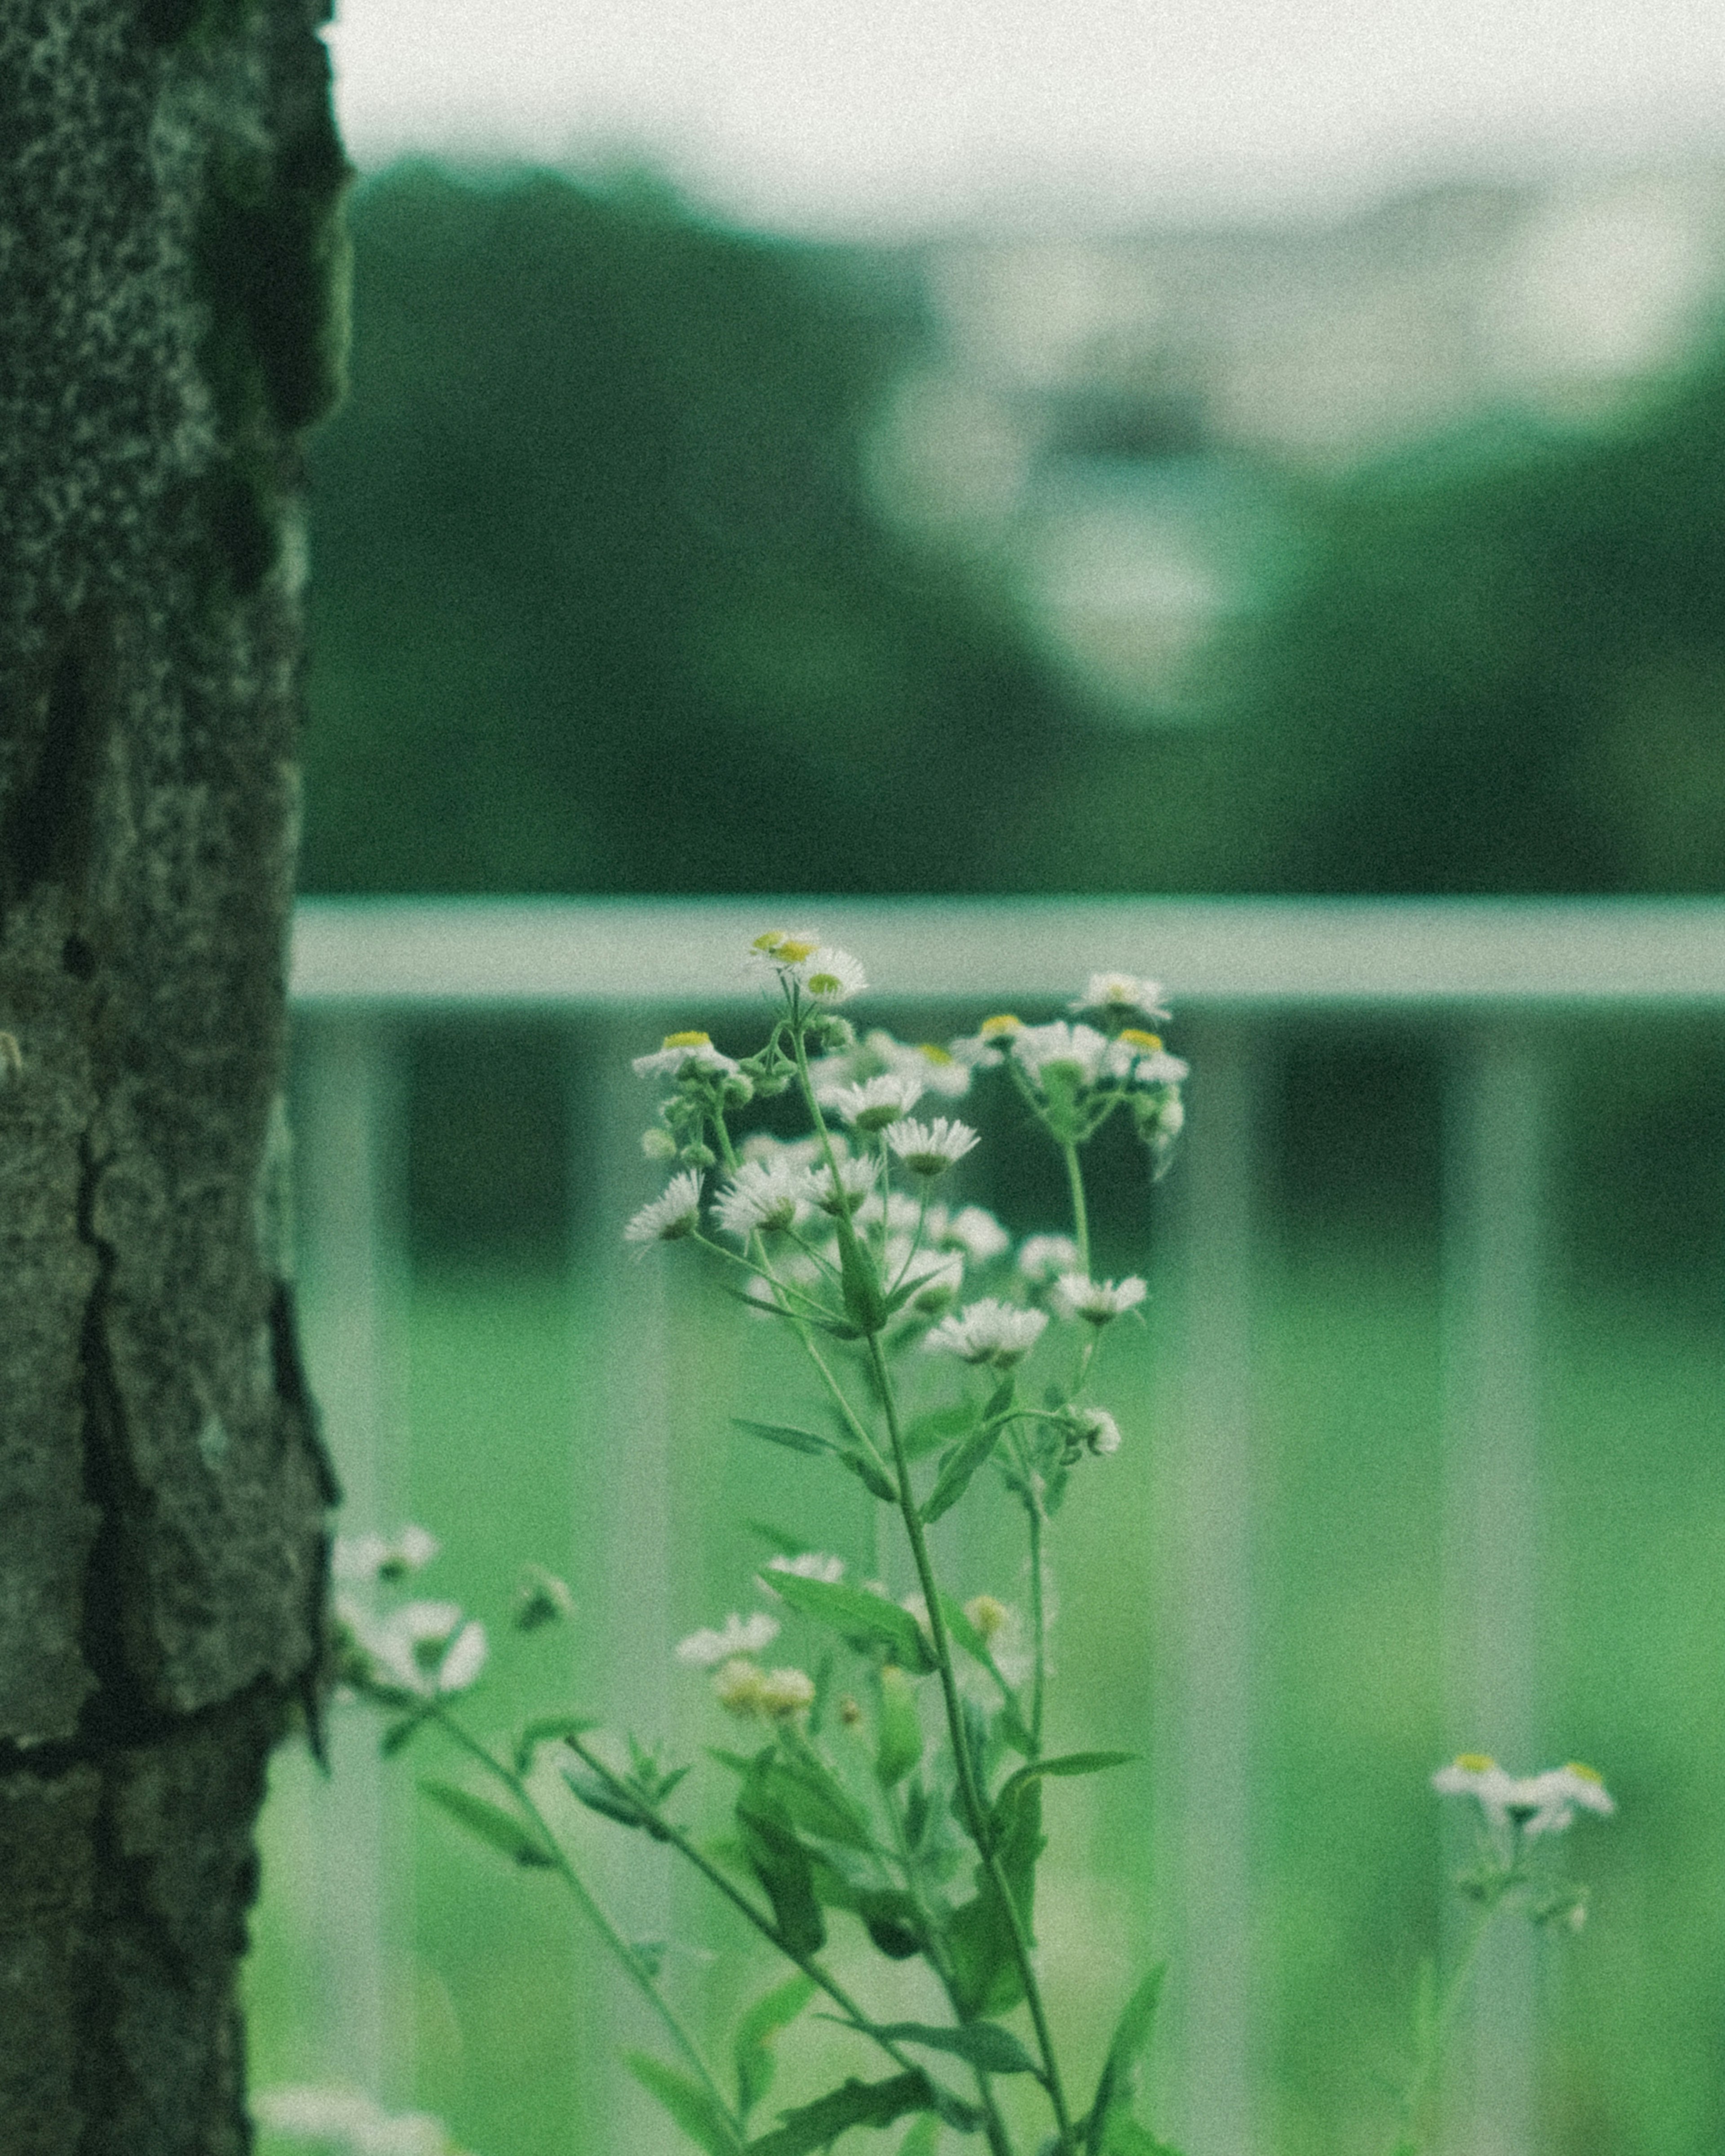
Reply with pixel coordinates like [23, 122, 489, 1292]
[245, 1229, 1725, 2156]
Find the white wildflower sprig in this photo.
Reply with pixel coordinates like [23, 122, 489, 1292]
[711, 1658, 818, 1720]
[1433, 1754, 1616, 1837]
[1052, 1274, 1148, 1325]
[632, 1030, 742, 1080]
[675, 1611, 781, 1668]
[947, 1013, 1024, 1068]
[825, 1073, 923, 1131]
[624, 1168, 703, 1245]
[926, 1299, 1048, 1368]
[336, 1594, 488, 1700]
[762, 1551, 846, 1587]
[886, 1117, 979, 1178]
[1012, 1021, 1111, 1091]
[748, 932, 867, 1006]
[805, 1151, 877, 1215]
[1018, 1233, 1082, 1284]
[332, 1524, 440, 1585]
[1071, 972, 1171, 1024]
[712, 1158, 811, 1237]
[928, 1203, 1011, 1264]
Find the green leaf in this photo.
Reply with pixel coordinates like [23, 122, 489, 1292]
[419, 1779, 555, 1868]
[734, 1974, 816, 2121]
[902, 1401, 977, 1462]
[380, 1711, 430, 1758]
[918, 1378, 1014, 1525]
[735, 1418, 840, 1458]
[993, 1752, 1139, 1823]
[753, 1751, 876, 1854]
[836, 1447, 899, 1503]
[765, 1571, 937, 1676]
[737, 1778, 826, 1957]
[561, 1760, 651, 1832]
[876, 1666, 924, 1787]
[747, 2072, 940, 2156]
[512, 1714, 597, 1775]
[896, 2120, 940, 2156]
[747, 1521, 812, 1558]
[1086, 1962, 1167, 2155]
[836, 1220, 888, 1335]
[1097, 2119, 1180, 2156]
[870, 2022, 1042, 2078]
[856, 1886, 925, 1959]
[627, 2053, 744, 2156]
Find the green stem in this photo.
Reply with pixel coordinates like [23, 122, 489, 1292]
[562, 1735, 936, 2098]
[1062, 1142, 1091, 1278]
[867, 1332, 1077, 2153]
[429, 1707, 741, 2138]
[1026, 1486, 1047, 1755]
[1391, 1893, 1504, 2156]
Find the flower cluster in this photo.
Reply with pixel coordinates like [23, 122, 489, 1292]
[331, 1527, 488, 1702]
[1432, 1753, 1616, 1837]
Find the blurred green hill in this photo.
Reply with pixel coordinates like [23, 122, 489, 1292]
[303, 160, 1725, 898]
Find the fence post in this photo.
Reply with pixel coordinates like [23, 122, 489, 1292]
[1155, 1015, 1260, 2156]
[1440, 1023, 1545, 2156]
[287, 1012, 412, 2103]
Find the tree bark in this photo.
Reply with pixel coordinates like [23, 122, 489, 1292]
[0, 1, 348, 2147]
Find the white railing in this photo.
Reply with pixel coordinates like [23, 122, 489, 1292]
[274, 895, 1725, 2156]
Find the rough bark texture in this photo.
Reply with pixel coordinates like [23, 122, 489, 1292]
[0, 0, 347, 2146]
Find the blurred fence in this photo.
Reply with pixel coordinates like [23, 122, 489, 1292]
[274, 895, 1725, 2156]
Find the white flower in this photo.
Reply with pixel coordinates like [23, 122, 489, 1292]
[1012, 1021, 1110, 1090]
[926, 1298, 1048, 1367]
[252, 2087, 459, 2156]
[1053, 1274, 1147, 1325]
[435, 1620, 489, 1695]
[632, 1030, 741, 1079]
[1073, 1405, 1123, 1456]
[747, 929, 823, 975]
[806, 1151, 876, 1214]
[825, 1073, 923, 1130]
[338, 1597, 483, 1698]
[1017, 1233, 1082, 1283]
[757, 1666, 818, 1718]
[624, 1168, 703, 1244]
[887, 1117, 979, 1178]
[763, 1551, 846, 1586]
[947, 1014, 1024, 1068]
[1072, 972, 1171, 1022]
[930, 1204, 1011, 1264]
[676, 1611, 781, 1668]
[801, 946, 867, 1005]
[332, 1524, 441, 1585]
[713, 1159, 811, 1237]
[864, 1030, 974, 1100]
[1431, 1754, 1615, 1836]
[854, 1189, 924, 1236]
[883, 1235, 964, 1307]
[1101, 1028, 1190, 1086]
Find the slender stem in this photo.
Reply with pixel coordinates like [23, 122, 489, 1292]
[867, 1333, 1077, 2152]
[1025, 1487, 1047, 1754]
[1391, 1893, 1504, 2156]
[1061, 1142, 1091, 1278]
[429, 1708, 741, 2136]
[563, 1735, 937, 2097]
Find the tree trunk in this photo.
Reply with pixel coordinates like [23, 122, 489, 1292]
[0, 1, 348, 2147]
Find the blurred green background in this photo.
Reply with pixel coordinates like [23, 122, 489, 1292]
[251, 159, 1725, 2156]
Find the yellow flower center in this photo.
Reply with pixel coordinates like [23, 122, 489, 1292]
[662, 1030, 712, 1050]
[777, 939, 819, 965]
[1454, 1752, 1496, 1772]
[806, 972, 840, 997]
[979, 1014, 1022, 1038]
[1566, 1761, 1604, 1783]
[1119, 1029, 1163, 1051]
[917, 1043, 955, 1065]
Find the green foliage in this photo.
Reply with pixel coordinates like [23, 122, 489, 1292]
[419, 1779, 555, 1868]
[734, 1976, 817, 2122]
[875, 1666, 924, 1788]
[629, 2054, 745, 2156]
[919, 1378, 1015, 1524]
[765, 1570, 938, 1675]
[746, 2071, 954, 2155]
[1084, 1963, 1168, 2154]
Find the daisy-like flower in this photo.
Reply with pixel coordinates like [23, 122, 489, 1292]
[929, 1204, 1011, 1264]
[631, 1030, 742, 1080]
[854, 1189, 924, 1236]
[337, 1596, 487, 1698]
[1053, 1273, 1148, 1325]
[826, 1073, 923, 1130]
[675, 1611, 781, 1668]
[713, 1158, 811, 1238]
[1012, 1021, 1110, 1090]
[887, 1117, 980, 1178]
[712, 1657, 770, 1716]
[763, 1550, 847, 1586]
[926, 1298, 1048, 1367]
[963, 1593, 1010, 1644]
[332, 1523, 440, 1586]
[739, 1131, 825, 1170]
[1071, 972, 1172, 1023]
[801, 947, 868, 1005]
[1017, 1233, 1082, 1284]
[748, 930, 823, 973]
[1102, 1029, 1191, 1086]
[806, 1151, 877, 1215]
[864, 1031, 973, 1100]
[623, 1168, 703, 1244]
[1431, 1754, 1614, 1836]
[948, 1013, 1024, 1068]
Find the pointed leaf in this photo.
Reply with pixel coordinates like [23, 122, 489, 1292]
[735, 1418, 840, 1459]
[747, 1521, 813, 1558]
[756, 1750, 876, 1853]
[1086, 1963, 1168, 2154]
[765, 1571, 936, 1675]
[627, 2053, 744, 2156]
[876, 1666, 924, 1787]
[737, 1780, 826, 1957]
[734, 1974, 816, 2121]
[419, 1779, 555, 1868]
[381, 1712, 430, 1758]
[871, 2021, 1042, 2077]
[836, 1447, 899, 1503]
[747, 2072, 941, 2156]
[561, 1759, 652, 1831]
[919, 1414, 1010, 1526]
[994, 1752, 1139, 1821]
[902, 1401, 977, 1462]
[512, 1714, 597, 1774]
[856, 1886, 926, 1959]
[896, 2121, 940, 2156]
[837, 1221, 888, 1334]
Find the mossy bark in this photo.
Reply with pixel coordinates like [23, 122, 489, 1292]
[0, 0, 348, 2146]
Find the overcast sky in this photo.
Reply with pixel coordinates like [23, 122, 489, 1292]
[326, 0, 1725, 235]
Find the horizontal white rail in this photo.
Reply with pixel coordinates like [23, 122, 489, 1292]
[289, 895, 1725, 1010]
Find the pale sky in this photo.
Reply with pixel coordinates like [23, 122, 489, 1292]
[325, 0, 1725, 235]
